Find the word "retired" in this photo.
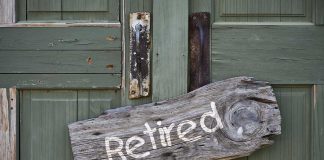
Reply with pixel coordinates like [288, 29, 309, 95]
[105, 102, 223, 160]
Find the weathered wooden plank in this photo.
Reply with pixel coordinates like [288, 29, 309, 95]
[129, 12, 151, 99]
[0, 87, 16, 160]
[0, 74, 121, 89]
[313, 85, 324, 160]
[0, 27, 121, 51]
[212, 25, 324, 84]
[0, 0, 15, 24]
[0, 51, 121, 74]
[69, 77, 281, 160]
[189, 12, 210, 91]
[121, 0, 153, 106]
[152, 0, 188, 101]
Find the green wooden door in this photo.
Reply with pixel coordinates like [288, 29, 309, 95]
[195, 0, 324, 159]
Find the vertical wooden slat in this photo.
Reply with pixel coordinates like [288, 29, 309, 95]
[152, 0, 188, 101]
[0, 0, 15, 24]
[0, 88, 16, 160]
[129, 12, 151, 99]
[189, 12, 210, 91]
[313, 85, 324, 160]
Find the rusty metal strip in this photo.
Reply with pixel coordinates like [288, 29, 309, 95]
[189, 12, 211, 91]
[129, 12, 151, 99]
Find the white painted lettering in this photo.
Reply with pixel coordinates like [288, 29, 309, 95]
[200, 102, 224, 133]
[177, 120, 201, 142]
[105, 137, 126, 160]
[125, 136, 150, 159]
[162, 123, 175, 146]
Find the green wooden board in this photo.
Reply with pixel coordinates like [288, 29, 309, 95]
[313, 85, 324, 160]
[0, 51, 121, 74]
[20, 90, 120, 160]
[0, 74, 121, 89]
[0, 27, 120, 51]
[152, 0, 189, 101]
[212, 25, 324, 84]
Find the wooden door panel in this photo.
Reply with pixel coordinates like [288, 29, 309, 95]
[20, 90, 120, 160]
[234, 86, 312, 160]
[214, 0, 311, 22]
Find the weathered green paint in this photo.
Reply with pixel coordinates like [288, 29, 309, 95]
[315, 0, 324, 25]
[0, 74, 121, 89]
[189, 0, 212, 15]
[20, 90, 120, 160]
[152, 0, 188, 101]
[213, 0, 312, 22]
[121, 0, 153, 106]
[312, 85, 324, 160]
[0, 51, 121, 73]
[233, 86, 312, 160]
[249, 86, 311, 160]
[20, 0, 119, 21]
[212, 25, 324, 84]
[0, 27, 121, 51]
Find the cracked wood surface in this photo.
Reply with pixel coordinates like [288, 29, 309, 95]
[69, 77, 281, 160]
[0, 88, 16, 160]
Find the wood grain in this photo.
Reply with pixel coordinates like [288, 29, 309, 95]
[212, 25, 324, 84]
[0, 51, 121, 74]
[0, 0, 15, 24]
[0, 74, 121, 89]
[0, 27, 121, 51]
[69, 77, 281, 160]
[152, 0, 188, 101]
[0, 88, 16, 160]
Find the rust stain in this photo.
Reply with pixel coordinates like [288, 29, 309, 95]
[106, 64, 114, 70]
[87, 57, 93, 65]
[129, 12, 151, 99]
[106, 35, 117, 41]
